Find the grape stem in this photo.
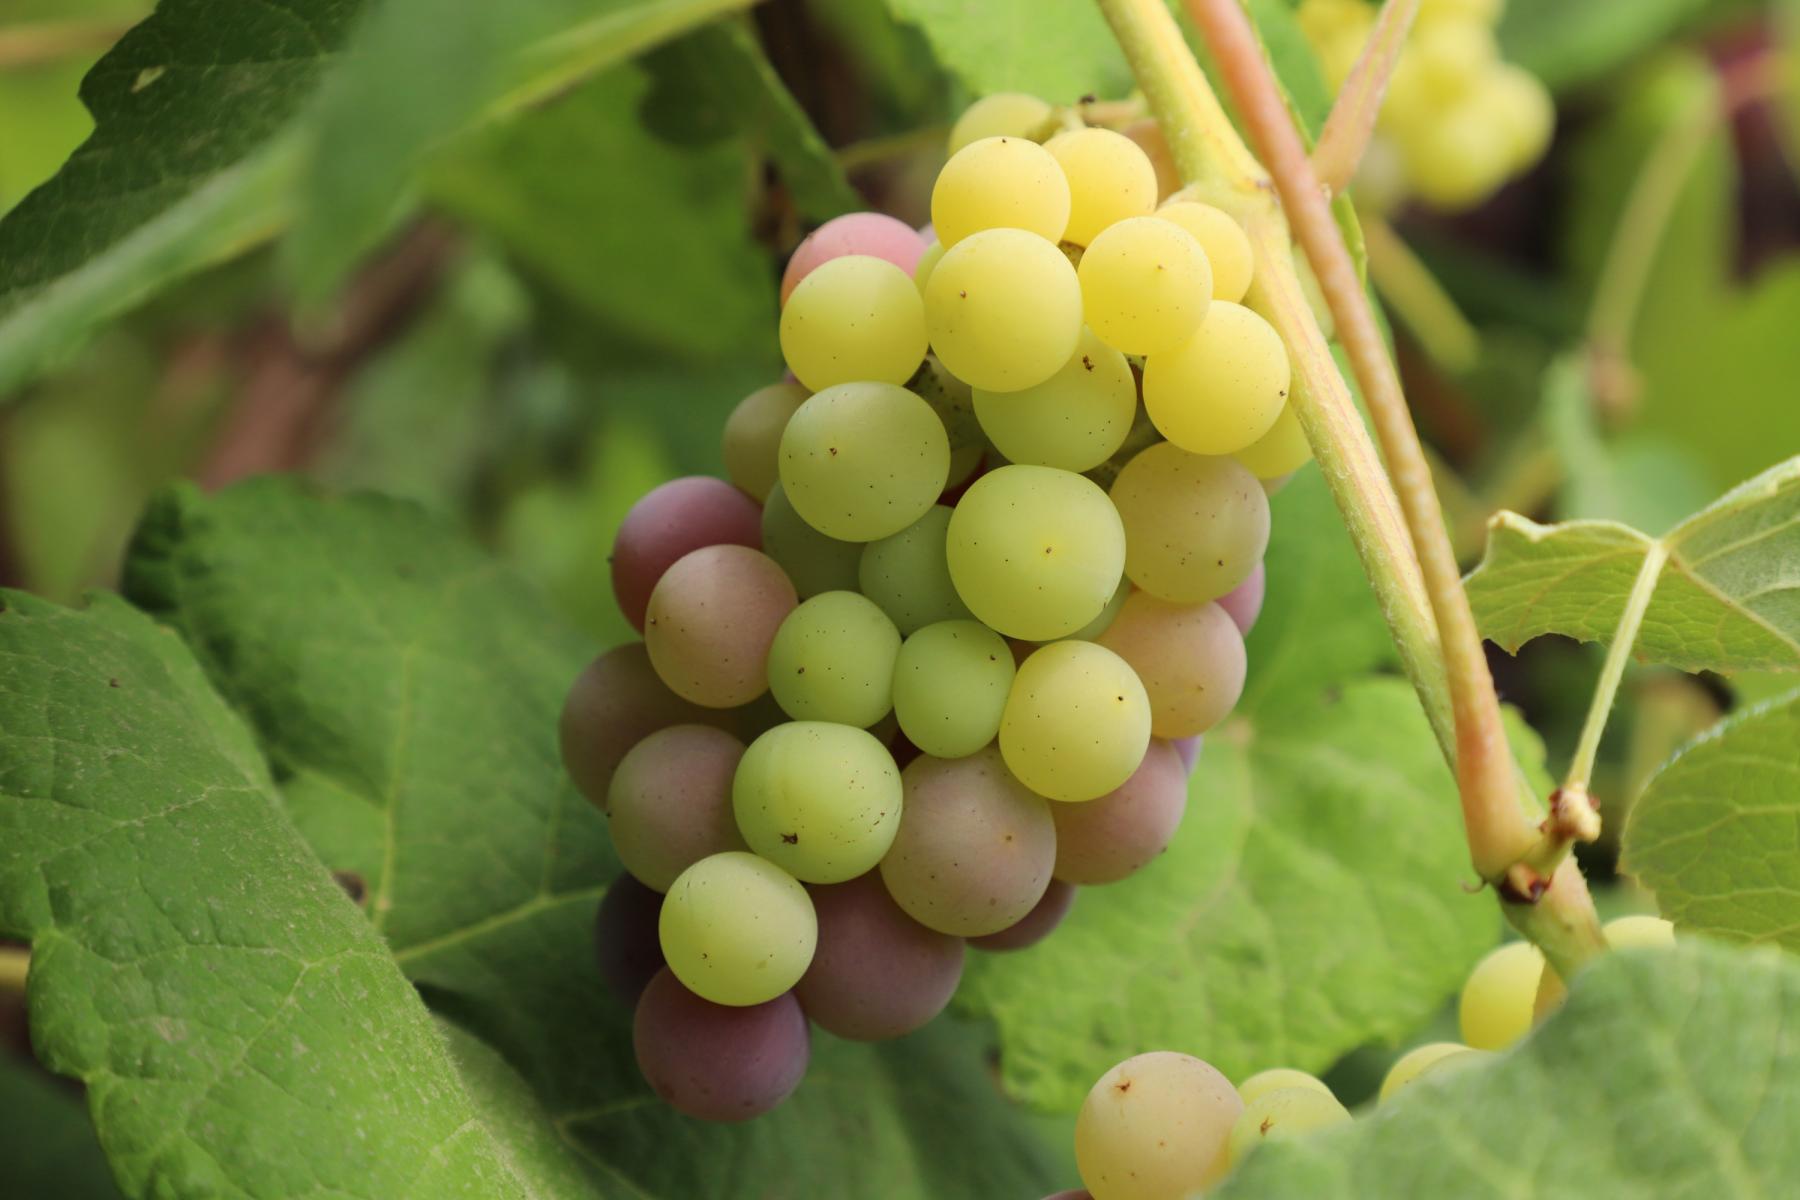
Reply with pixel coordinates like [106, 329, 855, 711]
[1310, 0, 1420, 196]
[1558, 542, 1669, 804]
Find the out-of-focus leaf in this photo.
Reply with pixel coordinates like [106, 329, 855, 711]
[883, 0, 1130, 102]
[0, 1051, 122, 1198]
[1499, 0, 1710, 91]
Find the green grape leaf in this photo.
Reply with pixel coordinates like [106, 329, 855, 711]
[1499, 0, 1709, 91]
[0, 1051, 122, 1199]
[1215, 940, 1800, 1196]
[0, 591, 549, 1198]
[883, 0, 1131, 102]
[1622, 690, 1800, 950]
[1465, 456, 1800, 672]
[958, 472, 1501, 1110]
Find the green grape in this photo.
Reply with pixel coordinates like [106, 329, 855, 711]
[1238, 1068, 1334, 1106]
[659, 851, 817, 1006]
[778, 382, 950, 542]
[1044, 127, 1157, 246]
[1142, 301, 1290, 455]
[973, 327, 1135, 472]
[1377, 1042, 1469, 1102]
[761, 482, 863, 597]
[1458, 940, 1544, 1051]
[1226, 1086, 1351, 1167]
[947, 92, 1053, 155]
[779, 255, 928, 392]
[1486, 62, 1555, 171]
[1078, 216, 1212, 356]
[1397, 99, 1514, 210]
[1070, 575, 1129, 641]
[926, 228, 1083, 392]
[722, 380, 808, 503]
[1110, 443, 1270, 603]
[859, 507, 974, 635]
[1156, 198, 1254, 303]
[1001, 641, 1151, 803]
[931, 136, 1071, 247]
[911, 354, 988, 485]
[732, 722, 903, 883]
[1535, 914, 1673, 1021]
[914, 240, 945, 292]
[1233, 403, 1312, 479]
[891, 620, 1015, 759]
[1075, 1051, 1240, 1200]
[946, 464, 1125, 641]
[766, 591, 901, 727]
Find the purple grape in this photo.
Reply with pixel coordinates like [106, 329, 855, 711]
[608, 724, 748, 891]
[633, 968, 810, 1122]
[1041, 1191, 1095, 1200]
[559, 644, 732, 810]
[796, 873, 965, 1040]
[1217, 561, 1266, 635]
[594, 875, 665, 1007]
[1050, 740, 1188, 885]
[611, 477, 763, 632]
[969, 879, 1076, 952]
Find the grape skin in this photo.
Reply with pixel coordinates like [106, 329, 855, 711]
[1535, 914, 1674, 1021]
[969, 879, 1077, 952]
[948, 92, 1053, 156]
[723, 381, 808, 503]
[761, 482, 863, 599]
[858, 506, 975, 635]
[1378, 1041, 1471, 1102]
[796, 872, 965, 1040]
[633, 967, 809, 1122]
[1097, 593, 1247, 737]
[931, 136, 1071, 247]
[766, 591, 901, 728]
[1122, 118, 1181, 201]
[1078, 216, 1212, 356]
[558, 643, 736, 809]
[1237, 1067, 1333, 1105]
[973, 327, 1137, 473]
[1143, 301, 1291, 455]
[1045, 127, 1158, 247]
[1233, 403, 1312, 479]
[1110, 442, 1270, 604]
[643, 545, 797, 708]
[732, 722, 903, 884]
[1459, 940, 1544, 1051]
[608, 724, 749, 892]
[1001, 641, 1152, 803]
[1155, 199, 1254, 303]
[611, 476, 764, 633]
[1226, 1085, 1351, 1168]
[593, 874, 666, 1007]
[1075, 1051, 1241, 1200]
[1217, 562, 1266, 636]
[658, 851, 817, 1006]
[1050, 739, 1188, 885]
[925, 227, 1084, 393]
[778, 382, 951, 543]
[779, 213, 927, 306]
[891, 619, 1015, 759]
[780, 255, 929, 391]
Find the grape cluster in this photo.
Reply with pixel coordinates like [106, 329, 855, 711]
[561, 91, 1307, 1123]
[1043, 916, 1673, 1198]
[1300, 0, 1554, 211]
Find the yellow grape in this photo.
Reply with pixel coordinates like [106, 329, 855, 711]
[1234, 403, 1312, 479]
[1421, 0, 1504, 21]
[931, 136, 1071, 247]
[1535, 915, 1675, 1021]
[659, 851, 816, 1006]
[925, 227, 1083, 393]
[1412, 19, 1498, 106]
[1487, 63, 1556, 171]
[1121, 118, 1181, 201]
[1110, 442, 1270, 603]
[914, 240, 945, 292]
[1398, 99, 1515, 209]
[779, 255, 927, 391]
[1142, 301, 1291, 455]
[1378, 1042, 1471, 1103]
[1078, 216, 1212, 356]
[1045, 127, 1158, 246]
[1459, 940, 1544, 1051]
[1156, 199, 1254, 302]
[1000, 640, 1151, 803]
[947, 92, 1053, 156]
[1226, 1086, 1351, 1168]
[972, 327, 1136, 472]
[1238, 1068, 1334, 1106]
[1075, 1052, 1240, 1200]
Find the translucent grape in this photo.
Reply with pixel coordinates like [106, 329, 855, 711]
[880, 747, 1055, 936]
[1143, 301, 1291, 454]
[611, 476, 764, 632]
[891, 619, 1015, 759]
[761, 482, 863, 598]
[633, 967, 809, 1122]
[723, 381, 808, 503]
[947, 92, 1053, 156]
[1045, 127, 1158, 246]
[946, 465, 1125, 641]
[931, 136, 1071, 247]
[1071, 575, 1130, 641]
[1001, 641, 1152, 803]
[858, 507, 974, 635]
[1458, 940, 1544, 1051]
[732, 722, 903, 883]
[1075, 1052, 1241, 1200]
[914, 239, 945, 292]
[1378, 1042, 1470, 1102]
[969, 878, 1076, 952]
[559, 643, 733, 809]
[1233, 402, 1312, 479]
[1110, 443, 1270, 603]
[1156, 199, 1254, 302]
[973, 328, 1135, 472]
[1078, 217, 1212, 356]
[779, 255, 928, 391]
[766, 591, 901, 727]
[1535, 914, 1674, 1021]
[1122, 117, 1181, 201]
[1226, 1085, 1351, 1167]
[778, 382, 950, 542]
[593, 874, 666, 1007]
[1097, 593, 1246, 737]
[609, 725, 749, 892]
[796, 872, 964, 1040]
[643, 545, 797, 708]
[1050, 739, 1187, 885]
[1237, 1068, 1334, 1105]
[658, 851, 816, 1006]
[779, 212, 927, 306]
[926, 228, 1084, 392]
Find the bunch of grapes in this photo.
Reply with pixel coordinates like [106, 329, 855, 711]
[560, 91, 1308, 1123]
[1300, 0, 1554, 210]
[1045, 916, 1674, 1198]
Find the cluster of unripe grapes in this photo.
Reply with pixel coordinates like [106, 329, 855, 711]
[1300, 0, 1554, 210]
[1037, 915, 1673, 1198]
[559, 91, 1308, 1123]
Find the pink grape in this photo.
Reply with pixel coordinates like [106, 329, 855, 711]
[1040, 1191, 1095, 1200]
[796, 872, 965, 1040]
[1217, 561, 1266, 635]
[1171, 735, 1203, 774]
[779, 213, 928, 306]
[611, 476, 763, 632]
[608, 725, 749, 892]
[1051, 740, 1188, 885]
[969, 880, 1077, 952]
[633, 968, 810, 1122]
[644, 545, 798, 707]
[593, 874, 666, 1007]
[1098, 592, 1247, 738]
[558, 644, 733, 810]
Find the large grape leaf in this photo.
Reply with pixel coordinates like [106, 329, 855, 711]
[0, 1051, 122, 1198]
[882, 0, 1131, 101]
[957, 472, 1504, 1110]
[121, 478, 1063, 1198]
[1465, 456, 1800, 672]
[1622, 690, 1800, 950]
[0, 590, 551, 1197]
[1216, 941, 1800, 1197]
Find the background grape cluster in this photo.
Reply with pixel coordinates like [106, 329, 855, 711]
[558, 91, 1308, 1123]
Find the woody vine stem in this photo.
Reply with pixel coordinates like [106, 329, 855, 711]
[1094, 0, 1606, 976]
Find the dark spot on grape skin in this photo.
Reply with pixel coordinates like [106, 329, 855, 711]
[1260, 1117, 1275, 1135]
[781, 832, 799, 844]
[1115, 1079, 1132, 1094]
